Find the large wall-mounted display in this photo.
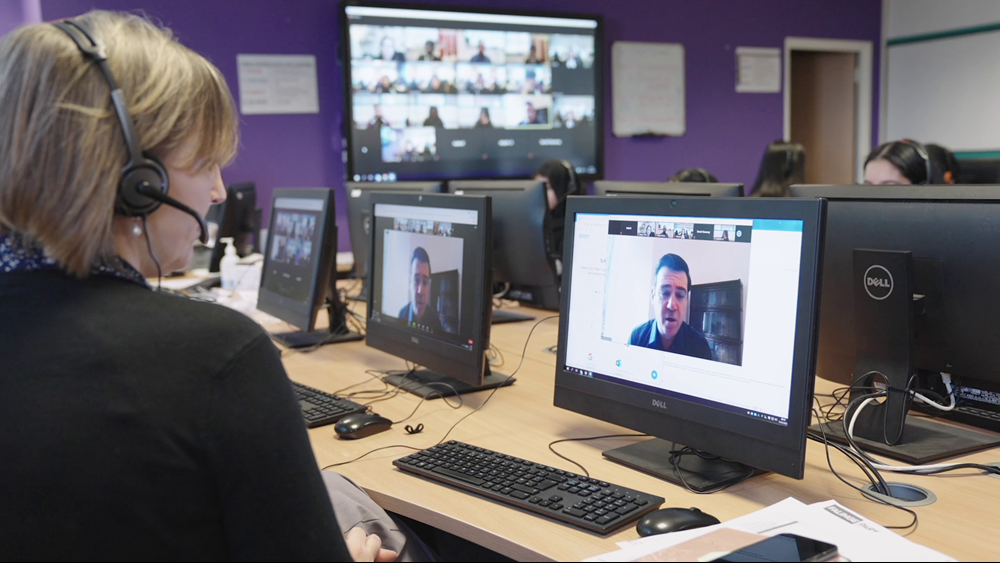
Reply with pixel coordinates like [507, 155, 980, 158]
[344, 4, 602, 181]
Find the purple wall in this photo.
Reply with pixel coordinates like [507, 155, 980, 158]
[0, 0, 25, 37]
[41, 0, 881, 252]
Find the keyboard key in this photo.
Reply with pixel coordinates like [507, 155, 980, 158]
[550, 504, 563, 511]
[536, 480, 558, 491]
[432, 467, 484, 486]
[615, 504, 639, 515]
[510, 491, 531, 500]
[563, 507, 587, 518]
[596, 515, 620, 525]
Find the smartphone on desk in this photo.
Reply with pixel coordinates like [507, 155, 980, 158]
[710, 533, 838, 562]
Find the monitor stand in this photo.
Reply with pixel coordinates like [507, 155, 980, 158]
[382, 366, 515, 399]
[271, 327, 363, 349]
[491, 309, 534, 324]
[603, 439, 767, 492]
[814, 249, 1000, 464]
[271, 295, 363, 348]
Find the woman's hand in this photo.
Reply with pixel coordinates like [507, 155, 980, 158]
[345, 527, 399, 562]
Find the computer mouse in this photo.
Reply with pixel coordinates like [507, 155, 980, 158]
[635, 507, 721, 537]
[334, 413, 393, 440]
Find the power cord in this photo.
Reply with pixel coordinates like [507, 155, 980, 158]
[808, 405, 918, 531]
[668, 444, 755, 495]
[322, 315, 560, 469]
[547, 434, 648, 478]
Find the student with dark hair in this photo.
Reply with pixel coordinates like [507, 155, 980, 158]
[534, 160, 586, 260]
[750, 141, 806, 197]
[669, 168, 718, 183]
[423, 106, 444, 128]
[926, 143, 960, 184]
[628, 254, 712, 361]
[863, 140, 933, 185]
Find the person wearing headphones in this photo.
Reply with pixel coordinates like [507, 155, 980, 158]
[863, 140, 934, 185]
[926, 143, 960, 185]
[669, 168, 719, 183]
[0, 12, 415, 562]
[750, 141, 806, 197]
[534, 159, 586, 260]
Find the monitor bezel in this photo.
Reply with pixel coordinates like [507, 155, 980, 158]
[594, 181, 745, 198]
[554, 195, 826, 479]
[365, 192, 493, 385]
[341, 0, 605, 182]
[789, 183, 1000, 202]
[256, 188, 338, 331]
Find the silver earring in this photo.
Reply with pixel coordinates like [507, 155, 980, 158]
[132, 221, 142, 237]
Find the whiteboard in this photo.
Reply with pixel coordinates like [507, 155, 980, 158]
[886, 31, 1000, 151]
[612, 41, 685, 137]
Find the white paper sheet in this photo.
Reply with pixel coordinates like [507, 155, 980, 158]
[586, 498, 955, 562]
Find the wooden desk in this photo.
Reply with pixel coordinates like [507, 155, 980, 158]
[279, 306, 999, 562]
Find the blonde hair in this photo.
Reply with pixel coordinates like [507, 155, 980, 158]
[0, 11, 239, 276]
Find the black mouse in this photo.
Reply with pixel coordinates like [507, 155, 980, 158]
[636, 507, 721, 537]
[334, 413, 392, 440]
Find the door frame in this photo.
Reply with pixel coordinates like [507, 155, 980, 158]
[783, 37, 874, 183]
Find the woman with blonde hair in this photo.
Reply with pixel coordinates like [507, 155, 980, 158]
[0, 12, 408, 561]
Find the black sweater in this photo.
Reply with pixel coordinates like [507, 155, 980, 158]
[0, 270, 352, 561]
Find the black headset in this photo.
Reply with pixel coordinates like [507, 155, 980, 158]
[52, 19, 209, 243]
[900, 139, 932, 185]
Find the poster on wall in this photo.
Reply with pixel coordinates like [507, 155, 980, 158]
[237, 54, 320, 115]
[735, 47, 781, 93]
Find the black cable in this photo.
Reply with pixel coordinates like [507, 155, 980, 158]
[140, 216, 162, 291]
[667, 443, 755, 495]
[321, 316, 559, 469]
[435, 315, 559, 445]
[809, 409, 918, 530]
[547, 434, 648, 478]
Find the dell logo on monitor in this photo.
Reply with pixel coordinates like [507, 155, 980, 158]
[652, 399, 668, 410]
[863, 265, 893, 301]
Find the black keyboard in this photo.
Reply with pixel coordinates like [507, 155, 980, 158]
[394, 441, 665, 534]
[949, 405, 1000, 432]
[292, 381, 367, 428]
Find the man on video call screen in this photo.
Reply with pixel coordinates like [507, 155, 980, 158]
[628, 253, 712, 361]
[398, 246, 444, 333]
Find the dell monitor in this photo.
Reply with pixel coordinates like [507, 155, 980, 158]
[790, 185, 1000, 463]
[594, 181, 745, 198]
[451, 181, 561, 319]
[554, 195, 825, 491]
[208, 182, 259, 273]
[343, 3, 603, 182]
[257, 188, 363, 348]
[366, 192, 510, 398]
[346, 181, 444, 301]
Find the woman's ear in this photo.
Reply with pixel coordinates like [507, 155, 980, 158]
[944, 171, 955, 184]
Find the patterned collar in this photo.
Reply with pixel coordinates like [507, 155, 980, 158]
[0, 232, 151, 289]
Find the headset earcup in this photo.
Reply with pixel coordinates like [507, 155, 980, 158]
[116, 154, 169, 216]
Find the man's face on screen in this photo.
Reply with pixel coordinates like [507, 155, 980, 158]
[652, 267, 689, 342]
[410, 259, 432, 319]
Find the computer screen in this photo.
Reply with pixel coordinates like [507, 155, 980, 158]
[366, 193, 501, 396]
[345, 181, 444, 299]
[450, 180, 560, 310]
[344, 4, 602, 182]
[594, 181, 745, 198]
[555, 196, 825, 486]
[208, 182, 258, 273]
[257, 188, 361, 348]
